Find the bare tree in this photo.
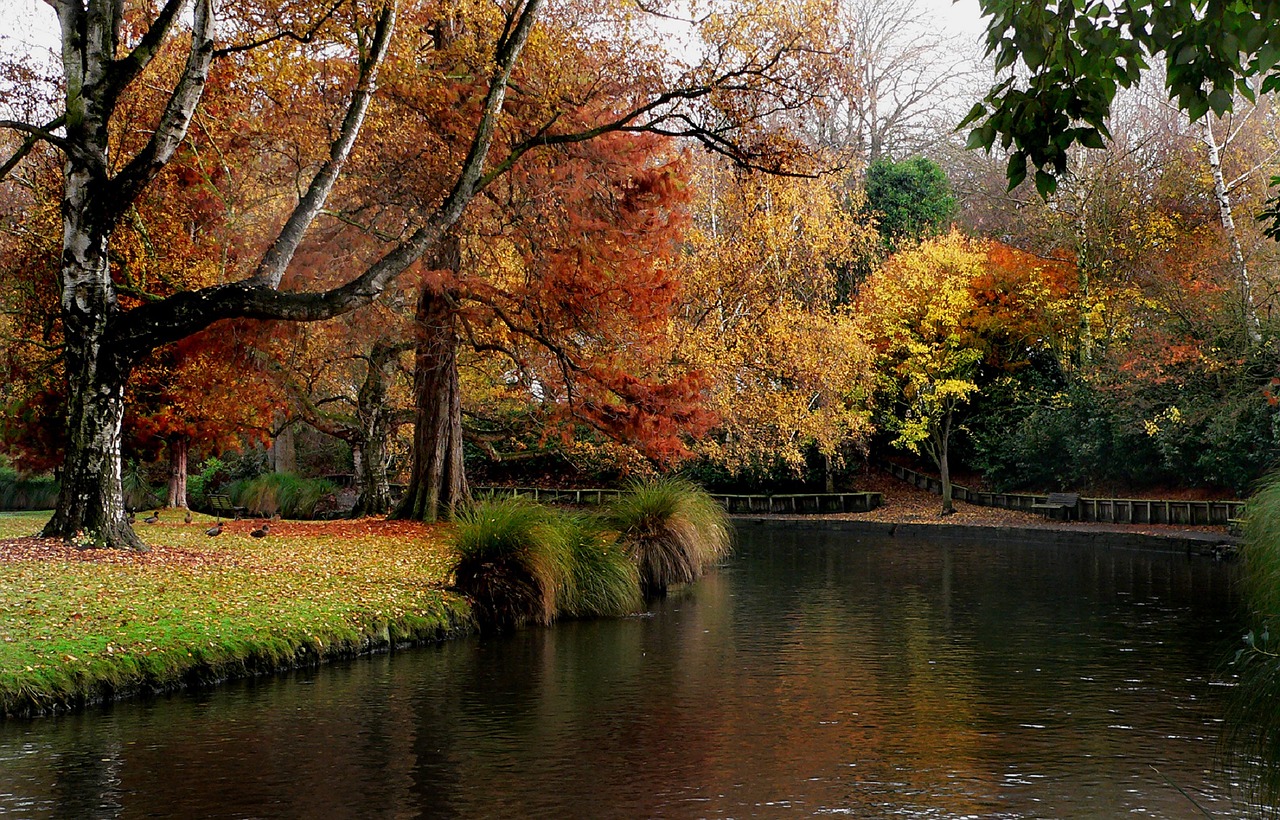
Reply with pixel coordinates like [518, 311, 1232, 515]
[806, 0, 983, 165]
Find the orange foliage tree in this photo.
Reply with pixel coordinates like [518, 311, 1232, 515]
[1, 0, 843, 546]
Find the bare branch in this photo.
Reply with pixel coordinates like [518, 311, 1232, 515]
[0, 118, 70, 153]
[106, 0, 214, 226]
[247, 3, 397, 288]
[212, 0, 345, 58]
[0, 115, 68, 179]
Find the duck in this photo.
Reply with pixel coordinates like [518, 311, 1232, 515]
[143, 510, 160, 524]
[126, 510, 136, 525]
[250, 523, 270, 538]
[205, 521, 223, 537]
[184, 509, 193, 524]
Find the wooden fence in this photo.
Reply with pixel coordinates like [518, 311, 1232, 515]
[473, 486, 883, 515]
[883, 463, 1245, 526]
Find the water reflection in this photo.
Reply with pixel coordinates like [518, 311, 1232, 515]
[0, 528, 1255, 817]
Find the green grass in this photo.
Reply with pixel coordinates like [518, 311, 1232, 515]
[0, 513, 469, 717]
[605, 477, 732, 597]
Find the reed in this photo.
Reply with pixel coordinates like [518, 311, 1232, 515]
[1226, 471, 1280, 816]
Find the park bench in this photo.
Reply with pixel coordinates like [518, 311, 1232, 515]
[207, 493, 247, 520]
[1031, 492, 1080, 521]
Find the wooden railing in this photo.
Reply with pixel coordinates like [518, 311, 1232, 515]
[473, 486, 883, 515]
[883, 463, 1245, 526]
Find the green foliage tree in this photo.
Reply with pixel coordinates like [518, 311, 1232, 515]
[965, 0, 1280, 199]
[864, 156, 957, 249]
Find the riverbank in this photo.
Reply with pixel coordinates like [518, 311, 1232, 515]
[0, 483, 1236, 719]
[0, 512, 471, 719]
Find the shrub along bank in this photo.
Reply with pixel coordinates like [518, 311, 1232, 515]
[0, 513, 470, 718]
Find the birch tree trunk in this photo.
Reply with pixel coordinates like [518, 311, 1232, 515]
[349, 343, 402, 517]
[1203, 119, 1263, 344]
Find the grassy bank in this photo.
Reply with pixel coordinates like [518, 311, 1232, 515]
[0, 512, 470, 718]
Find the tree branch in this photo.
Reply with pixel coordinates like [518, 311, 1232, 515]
[105, 0, 214, 227]
[0, 118, 70, 154]
[0, 116, 68, 180]
[102, 0, 189, 112]
[110, 0, 546, 359]
[247, 3, 397, 288]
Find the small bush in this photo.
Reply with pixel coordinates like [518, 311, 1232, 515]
[606, 477, 731, 597]
[451, 498, 573, 631]
[228, 473, 336, 519]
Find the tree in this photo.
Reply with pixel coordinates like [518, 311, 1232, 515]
[864, 156, 957, 250]
[860, 231, 987, 514]
[965, 0, 1280, 200]
[805, 0, 982, 164]
[675, 157, 877, 481]
[1, 0, 840, 548]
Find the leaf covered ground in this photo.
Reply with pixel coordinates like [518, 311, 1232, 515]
[0, 512, 466, 717]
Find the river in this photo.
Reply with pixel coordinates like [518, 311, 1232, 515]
[0, 524, 1257, 817]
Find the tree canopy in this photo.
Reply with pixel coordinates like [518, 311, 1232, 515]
[965, 0, 1280, 196]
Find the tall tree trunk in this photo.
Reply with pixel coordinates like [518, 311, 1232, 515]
[42, 149, 143, 549]
[271, 418, 298, 474]
[350, 343, 401, 517]
[166, 435, 189, 508]
[352, 435, 393, 517]
[394, 240, 469, 521]
[1203, 119, 1263, 344]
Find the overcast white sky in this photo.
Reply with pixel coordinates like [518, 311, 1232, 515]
[6, 0, 990, 55]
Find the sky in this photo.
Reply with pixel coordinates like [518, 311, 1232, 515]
[5, 0, 992, 57]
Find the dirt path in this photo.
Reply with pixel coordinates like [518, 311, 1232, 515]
[843, 467, 1234, 539]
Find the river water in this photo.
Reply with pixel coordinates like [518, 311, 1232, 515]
[0, 525, 1260, 818]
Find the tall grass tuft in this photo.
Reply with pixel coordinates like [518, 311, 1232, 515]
[227, 473, 336, 519]
[606, 477, 731, 597]
[0, 469, 59, 511]
[1225, 470, 1280, 816]
[559, 515, 641, 619]
[451, 497, 573, 631]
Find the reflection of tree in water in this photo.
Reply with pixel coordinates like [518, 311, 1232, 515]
[0, 528, 1250, 816]
[49, 718, 125, 818]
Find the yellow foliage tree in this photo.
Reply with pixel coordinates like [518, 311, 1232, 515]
[859, 231, 986, 514]
[676, 159, 877, 480]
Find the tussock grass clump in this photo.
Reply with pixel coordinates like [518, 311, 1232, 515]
[606, 477, 731, 597]
[559, 515, 641, 619]
[451, 498, 573, 631]
[227, 473, 335, 519]
[1228, 472, 1280, 814]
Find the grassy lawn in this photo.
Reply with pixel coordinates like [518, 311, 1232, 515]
[0, 511, 469, 717]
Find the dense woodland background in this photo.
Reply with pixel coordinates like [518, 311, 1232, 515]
[2, 0, 1279, 527]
